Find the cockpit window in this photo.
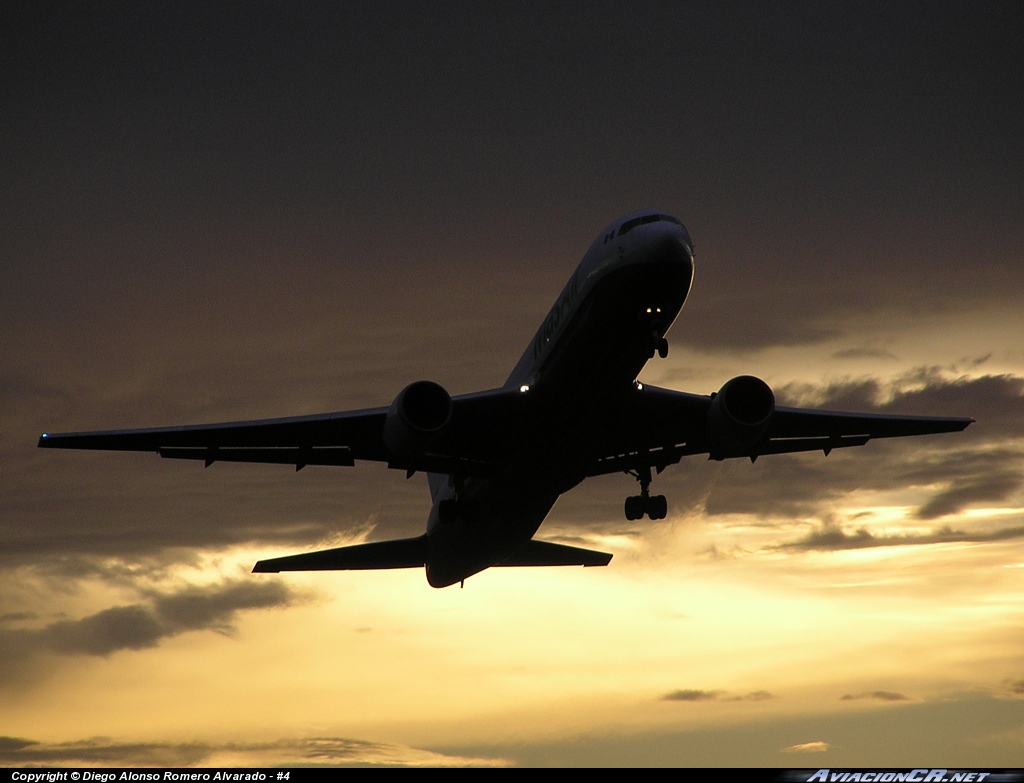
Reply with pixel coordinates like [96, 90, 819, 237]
[618, 213, 683, 236]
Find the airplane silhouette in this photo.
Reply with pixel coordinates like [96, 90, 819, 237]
[39, 210, 973, 587]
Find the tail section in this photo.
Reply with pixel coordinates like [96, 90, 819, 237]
[497, 539, 612, 567]
[252, 536, 426, 572]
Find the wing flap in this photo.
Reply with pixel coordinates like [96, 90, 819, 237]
[159, 446, 354, 469]
[756, 434, 870, 457]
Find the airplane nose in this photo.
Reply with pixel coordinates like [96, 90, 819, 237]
[653, 231, 694, 273]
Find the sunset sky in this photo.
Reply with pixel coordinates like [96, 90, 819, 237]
[2, 2, 1023, 766]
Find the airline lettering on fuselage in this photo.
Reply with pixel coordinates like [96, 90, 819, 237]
[532, 264, 584, 364]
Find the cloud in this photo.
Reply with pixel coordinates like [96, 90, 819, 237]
[777, 371, 1024, 438]
[999, 679, 1024, 697]
[0, 579, 297, 685]
[782, 741, 831, 753]
[840, 691, 911, 702]
[780, 519, 1024, 552]
[831, 348, 899, 361]
[663, 689, 721, 701]
[915, 473, 1022, 519]
[151, 581, 294, 634]
[0, 735, 508, 767]
[728, 690, 775, 702]
[662, 689, 774, 702]
[41, 605, 167, 656]
[0, 612, 37, 622]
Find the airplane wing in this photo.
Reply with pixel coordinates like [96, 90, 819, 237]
[37, 386, 527, 475]
[38, 381, 972, 476]
[586, 383, 974, 477]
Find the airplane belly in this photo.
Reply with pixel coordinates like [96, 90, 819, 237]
[424, 474, 558, 587]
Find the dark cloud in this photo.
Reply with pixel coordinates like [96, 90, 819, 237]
[729, 690, 776, 702]
[0, 735, 505, 767]
[831, 348, 899, 361]
[0, 612, 37, 622]
[0, 580, 296, 685]
[152, 581, 294, 634]
[41, 605, 167, 656]
[0, 737, 35, 752]
[840, 691, 911, 702]
[662, 689, 774, 702]
[663, 689, 721, 702]
[916, 473, 1022, 519]
[780, 519, 1024, 552]
[778, 371, 1024, 438]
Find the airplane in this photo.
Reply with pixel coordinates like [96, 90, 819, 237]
[38, 210, 974, 587]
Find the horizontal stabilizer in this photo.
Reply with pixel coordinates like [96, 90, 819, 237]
[253, 536, 426, 572]
[497, 539, 612, 567]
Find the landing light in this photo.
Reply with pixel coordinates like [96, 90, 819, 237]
[520, 384, 530, 393]
[636, 382, 643, 391]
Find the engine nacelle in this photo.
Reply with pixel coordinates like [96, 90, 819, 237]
[706, 375, 775, 460]
[383, 380, 453, 463]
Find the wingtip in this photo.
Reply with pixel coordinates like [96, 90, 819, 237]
[251, 561, 278, 573]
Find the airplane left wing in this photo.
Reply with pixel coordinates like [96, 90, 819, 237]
[586, 382, 973, 477]
[37, 386, 528, 474]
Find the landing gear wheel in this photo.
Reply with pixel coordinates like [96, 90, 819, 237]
[656, 338, 669, 359]
[624, 495, 644, 521]
[646, 494, 668, 520]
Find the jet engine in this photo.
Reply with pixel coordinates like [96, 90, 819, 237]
[383, 380, 453, 463]
[706, 375, 775, 460]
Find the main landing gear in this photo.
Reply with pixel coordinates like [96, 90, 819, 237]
[624, 464, 668, 520]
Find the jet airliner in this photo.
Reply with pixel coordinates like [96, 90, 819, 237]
[39, 210, 973, 587]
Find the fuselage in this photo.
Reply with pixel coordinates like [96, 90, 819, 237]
[424, 211, 694, 586]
